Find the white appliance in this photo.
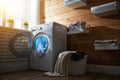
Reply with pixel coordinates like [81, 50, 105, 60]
[30, 22, 67, 72]
[0, 27, 33, 73]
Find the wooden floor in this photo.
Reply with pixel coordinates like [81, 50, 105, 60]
[0, 70, 120, 80]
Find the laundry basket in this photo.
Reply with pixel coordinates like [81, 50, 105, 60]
[69, 54, 88, 75]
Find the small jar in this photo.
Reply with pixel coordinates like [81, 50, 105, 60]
[7, 18, 14, 28]
[23, 21, 29, 30]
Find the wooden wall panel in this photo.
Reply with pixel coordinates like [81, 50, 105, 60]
[68, 27, 120, 66]
[45, 0, 120, 29]
[44, 0, 120, 66]
[40, 0, 45, 24]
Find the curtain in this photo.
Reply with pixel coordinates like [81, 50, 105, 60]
[0, 0, 41, 30]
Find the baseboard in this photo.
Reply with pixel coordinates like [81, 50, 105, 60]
[0, 61, 28, 73]
[86, 64, 120, 75]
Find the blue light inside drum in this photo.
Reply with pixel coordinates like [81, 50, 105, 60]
[35, 35, 48, 56]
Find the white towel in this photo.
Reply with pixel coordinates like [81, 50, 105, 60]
[44, 51, 76, 76]
[91, 1, 120, 14]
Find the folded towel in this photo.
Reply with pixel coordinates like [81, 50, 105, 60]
[44, 51, 76, 76]
[94, 40, 119, 50]
[91, 1, 120, 17]
[91, 1, 119, 14]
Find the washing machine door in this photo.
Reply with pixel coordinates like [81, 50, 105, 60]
[9, 33, 34, 58]
[34, 33, 48, 57]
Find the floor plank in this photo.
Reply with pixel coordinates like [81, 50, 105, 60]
[0, 70, 120, 80]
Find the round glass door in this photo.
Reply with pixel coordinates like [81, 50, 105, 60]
[9, 33, 33, 58]
[35, 34, 48, 56]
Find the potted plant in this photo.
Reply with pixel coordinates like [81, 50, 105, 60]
[7, 18, 14, 28]
[23, 21, 29, 30]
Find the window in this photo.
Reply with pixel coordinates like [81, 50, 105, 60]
[0, 0, 40, 30]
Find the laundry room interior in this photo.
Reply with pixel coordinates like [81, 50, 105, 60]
[0, 0, 120, 80]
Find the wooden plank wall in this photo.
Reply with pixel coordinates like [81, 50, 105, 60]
[44, 0, 120, 66]
[44, 0, 120, 29]
[68, 27, 120, 66]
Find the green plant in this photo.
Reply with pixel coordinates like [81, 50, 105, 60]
[23, 21, 29, 26]
[7, 18, 14, 22]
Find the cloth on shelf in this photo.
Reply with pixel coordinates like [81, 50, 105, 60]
[94, 39, 119, 50]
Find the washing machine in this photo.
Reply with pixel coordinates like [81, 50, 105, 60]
[30, 22, 67, 72]
[0, 27, 33, 73]
[9, 32, 33, 58]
